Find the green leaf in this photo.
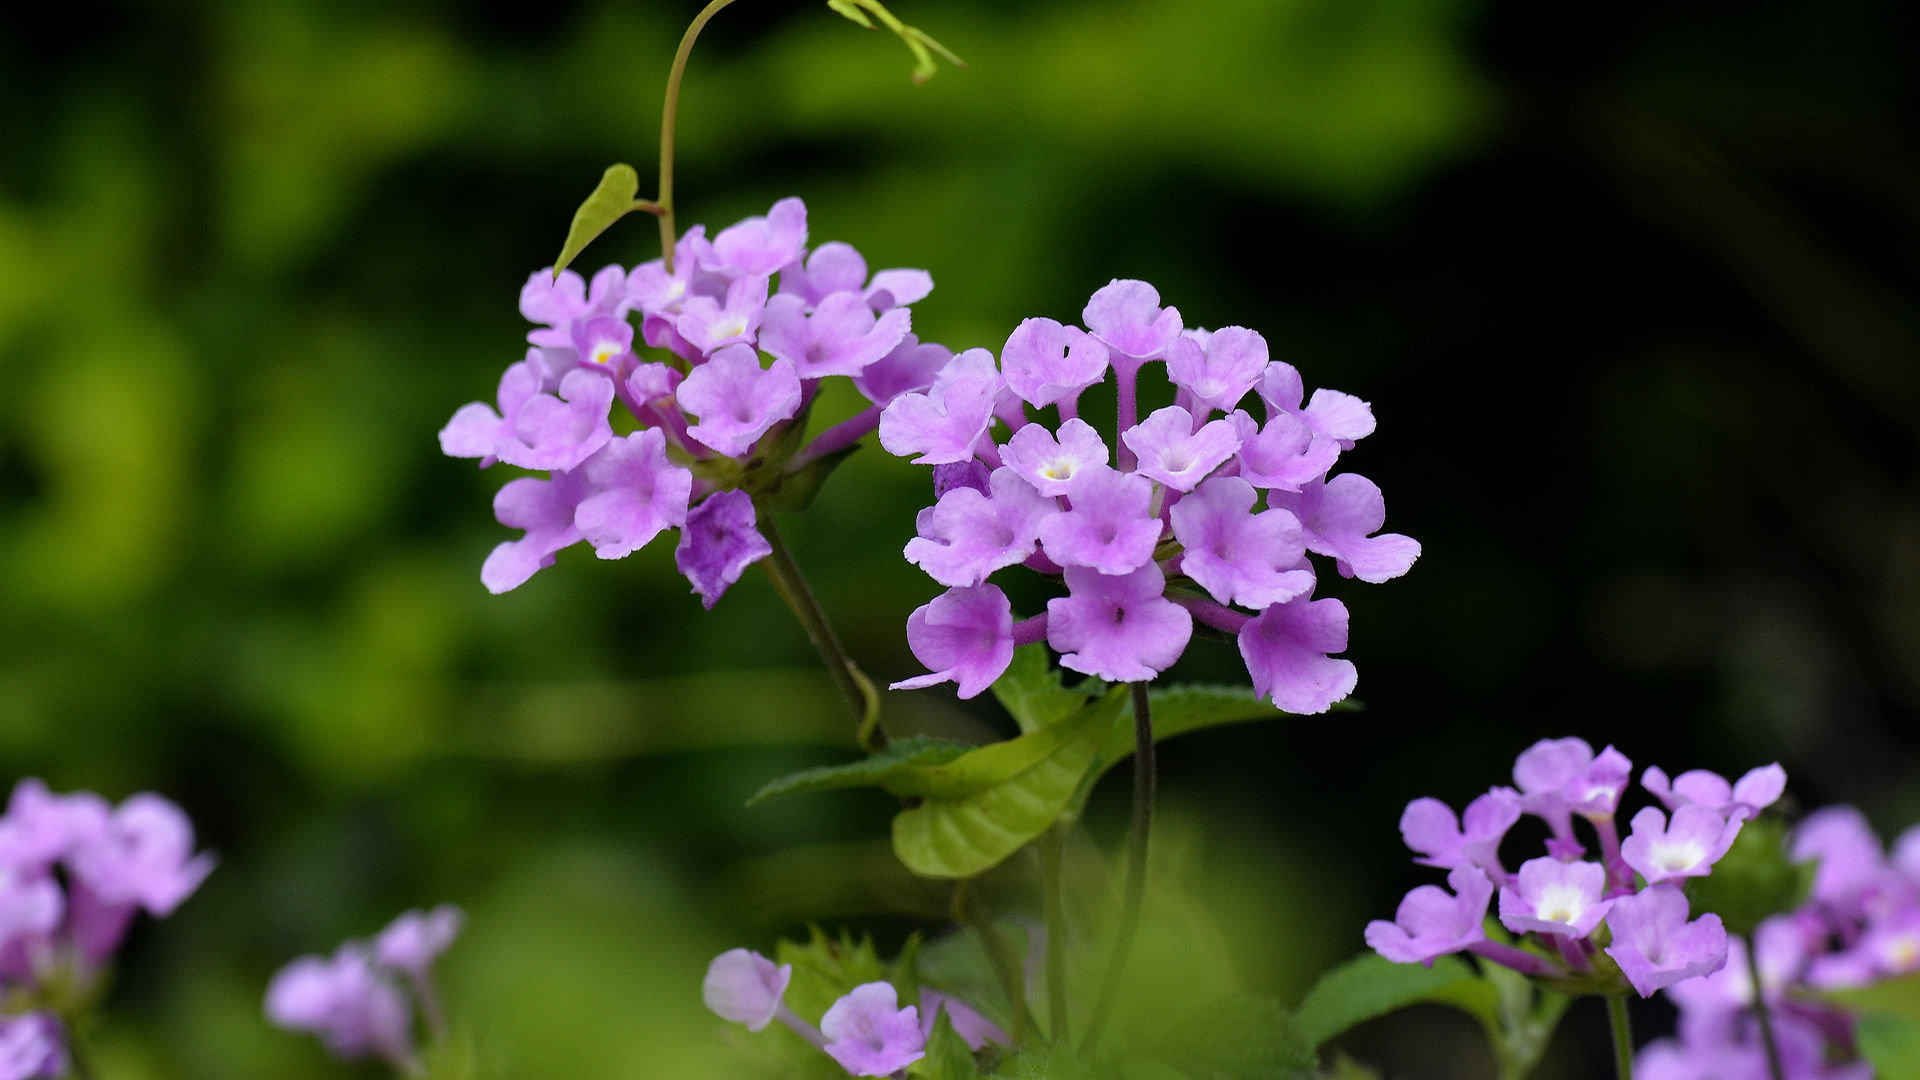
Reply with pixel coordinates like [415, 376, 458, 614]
[777, 926, 893, 1024]
[825, 0, 874, 29]
[552, 164, 651, 279]
[991, 644, 1100, 734]
[757, 443, 861, 512]
[1099, 683, 1274, 766]
[1319, 1052, 1383, 1080]
[892, 688, 1125, 878]
[1293, 953, 1498, 1049]
[1684, 817, 1814, 937]
[910, 1011, 983, 1079]
[1139, 995, 1316, 1078]
[1816, 971, 1920, 1023]
[1856, 1013, 1920, 1074]
[747, 736, 974, 805]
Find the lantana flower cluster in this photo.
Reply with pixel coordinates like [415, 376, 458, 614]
[441, 197, 945, 604]
[1638, 808, 1920, 1078]
[1367, 738, 1787, 999]
[876, 279, 1416, 710]
[703, 948, 1005, 1077]
[0, 779, 215, 1079]
[266, 904, 464, 1071]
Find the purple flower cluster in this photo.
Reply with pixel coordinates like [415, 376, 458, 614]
[878, 280, 1416, 709]
[0, 779, 211, 1076]
[1639, 809, 1920, 1078]
[266, 904, 463, 1070]
[1368, 739, 1789, 999]
[442, 197, 944, 604]
[704, 948, 1005, 1077]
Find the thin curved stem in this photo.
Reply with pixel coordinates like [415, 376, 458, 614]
[1080, 682, 1155, 1055]
[1745, 933, 1786, 1080]
[1606, 995, 1634, 1080]
[756, 508, 884, 749]
[657, 0, 743, 271]
[952, 881, 1038, 1045]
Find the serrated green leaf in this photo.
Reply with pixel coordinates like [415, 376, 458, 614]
[553, 164, 648, 279]
[991, 644, 1099, 734]
[778, 926, 893, 1024]
[747, 736, 974, 805]
[1293, 953, 1498, 1049]
[1685, 817, 1814, 937]
[993, 1042, 1088, 1080]
[892, 688, 1124, 878]
[1098, 683, 1274, 766]
[910, 1011, 984, 1079]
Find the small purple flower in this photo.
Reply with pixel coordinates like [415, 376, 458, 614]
[374, 905, 463, 978]
[481, 468, 590, 594]
[1169, 476, 1314, 609]
[777, 241, 870, 307]
[1791, 806, 1886, 909]
[674, 490, 772, 609]
[905, 468, 1055, 587]
[892, 585, 1017, 699]
[1604, 885, 1729, 997]
[931, 460, 991, 500]
[878, 348, 1003, 465]
[521, 264, 627, 351]
[1166, 327, 1268, 413]
[864, 268, 935, 311]
[702, 948, 792, 1032]
[1509, 737, 1594, 853]
[1046, 564, 1192, 682]
[705, 197, 807, 278]
[1235, 590, 1357, 714]
[758, 292, 912, 380]
[918, 989, 1008, 1050]
[1400, 788, 1522, 881]
[1268, 474, 1420, 583]
[854, 334, 951, 406]
[575, 429, 695, 560]
[1621, 805, 1743, 885]
[1498, 856, 1613, 938]
[1121, 406, 1242, 492]
[0, 868, 63, 956]
[571, 314, 635, 371]
[820, 982, 925, 1077]
[1642, 763, 1787, 819]
[266, 947, 414, 1066]
[1365, 866, 1492, 965]
[1036, 466, 1160, 575]
[999, 317, 1109, 410]
[1082, 279, 1182, 363]
[1858, 905, 1920, 977]
[999, 418, 1109, 497]
[0, 1014, 65, 1080]
[1258, 362, 1376, 446]
[1228, 411, 1340, 493]
[1565, 746, 1634, 820]
[439, 358, 615, 473]
[626, 228, 709, 315]
[1897, 825, 1920, 883]
[676, 344, 802, 458]
[0, 781, 108, 872]
[65, 792, 215, 918]
[676, 275, 770, 355]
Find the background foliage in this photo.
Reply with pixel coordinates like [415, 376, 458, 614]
[1, 0, 1915, 1075]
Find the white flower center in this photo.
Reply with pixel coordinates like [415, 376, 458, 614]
[1536, 884, 1587, 926]
[1041, 458, 1076, 481]
[589, 342, 622, 366]
[1651, 839, 1706, 873]
[715, 317, 748, 341]
[1888, 934, 1920, 972]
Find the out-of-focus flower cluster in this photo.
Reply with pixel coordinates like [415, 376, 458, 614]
[877, 279, 1415, 709]
[441, 197, 945, 604]
[1368, 738, 1789, 999]
[703, 947, 1005, 1077]
[266, 904, 463, 1071]
[1638, 808, 1920, 1079]
[0, 779, 214, 1079]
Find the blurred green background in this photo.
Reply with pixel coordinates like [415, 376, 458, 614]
[1, 0, 1915, 1075]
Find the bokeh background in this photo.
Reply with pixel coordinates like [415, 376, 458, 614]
[2, 0, 1916, 1075]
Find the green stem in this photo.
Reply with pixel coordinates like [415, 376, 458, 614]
[66, 1030, 96, 1080]
[656, 0, 742, 271]
[952, 881, 1039, 1045]
[1040, 826, 1071, 1045]
[1079, 682, 1155, 1055]
[1745, 933, 1786, 1080]
[1605, 995, 1634, 1080]
[756, 507, 883, 749]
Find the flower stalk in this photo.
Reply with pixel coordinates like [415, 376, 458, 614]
[1080, 681, 1155, 1054]
[757, 507, 884, 750]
